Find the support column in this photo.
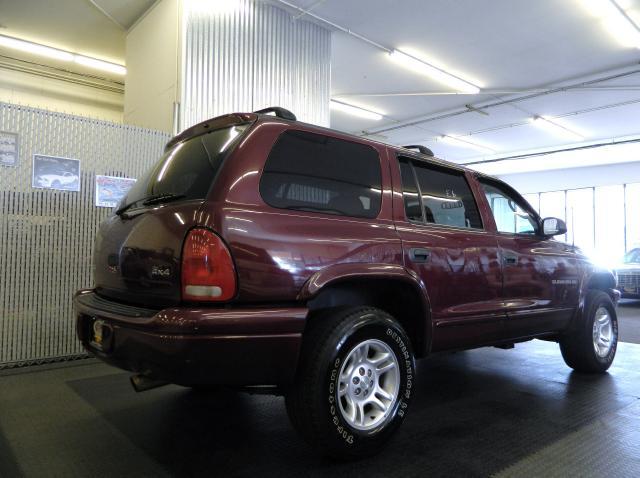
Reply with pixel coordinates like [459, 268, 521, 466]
[180, 0, 331, 129]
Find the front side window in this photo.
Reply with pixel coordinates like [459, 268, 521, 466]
[398, 157, 482, 229]
[259, 130, 382, 218]
[481, 182, 538, 234]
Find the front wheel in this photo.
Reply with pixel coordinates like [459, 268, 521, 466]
[285, 307, 415, 459]
[560, 290, 618, 373]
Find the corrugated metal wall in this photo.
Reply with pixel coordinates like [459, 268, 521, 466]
[181, 0, 331, 130]
[0, 102, 170, 368]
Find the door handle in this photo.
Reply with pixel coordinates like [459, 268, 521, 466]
[409, 248, 431, 263]
[503, 254, 517, 265]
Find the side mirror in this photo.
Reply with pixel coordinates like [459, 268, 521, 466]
[541, 217, 567, 237]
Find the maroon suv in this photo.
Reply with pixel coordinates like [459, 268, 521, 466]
[75, 107, 620, 458]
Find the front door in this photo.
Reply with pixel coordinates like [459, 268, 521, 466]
[392, 156, 505, 352]
[478, 179, 580, 338]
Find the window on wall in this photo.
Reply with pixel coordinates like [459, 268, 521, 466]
[566, 188, 595, 255]
[398, 158, 482, 229]
[522, 193, 540, 213]
[481, 182, 538, 234]
[259, 130, 382, 219]
[540, 191, 567, 242]
[594, 185, 625, 264]
[626, 183, 640, 253]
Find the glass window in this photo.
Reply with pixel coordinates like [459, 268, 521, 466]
[399, 160, 423, 222]
[481, 182, 538, 234]
[122, 125, 248, 206]
[539, 191, 566, 242]
[259, 130, 382, 218]
[625, 183, 640, 254]
[402, 159, 482, 228]
[595, 185, 625, 265]
[566, 188, 595, 255]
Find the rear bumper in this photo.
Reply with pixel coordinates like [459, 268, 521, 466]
[74, 289, 307, 387]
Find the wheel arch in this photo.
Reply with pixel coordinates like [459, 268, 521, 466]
[298, 264, 432, 357]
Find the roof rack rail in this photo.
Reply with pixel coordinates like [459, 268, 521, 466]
[403, 145, 434, 157]
[254, 107, 297, 121]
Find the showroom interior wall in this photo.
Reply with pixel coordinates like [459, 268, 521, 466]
[180, 0, 331, 130]
[0, 102, 169, 367]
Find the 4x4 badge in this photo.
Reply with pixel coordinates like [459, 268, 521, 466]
[151, 265, 172, 278]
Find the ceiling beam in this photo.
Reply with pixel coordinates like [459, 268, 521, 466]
[85, 0, 126, 30]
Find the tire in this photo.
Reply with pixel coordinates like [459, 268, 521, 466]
[285, 306, 415, 459]
[560, 290, 618, 373]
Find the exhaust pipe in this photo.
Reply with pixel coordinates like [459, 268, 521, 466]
[130, 374, 169, 393]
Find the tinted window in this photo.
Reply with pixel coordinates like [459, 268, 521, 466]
[399, 158, 482, 229]
[260, 130, 382, 218]
[481, 182, 538, 234]
[122, 125, 248, 206]
[399, 160, 423, 222]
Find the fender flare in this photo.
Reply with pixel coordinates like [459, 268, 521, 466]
[298, 263, 434, 354]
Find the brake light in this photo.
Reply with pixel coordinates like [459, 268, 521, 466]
[181, 228, 237, 301]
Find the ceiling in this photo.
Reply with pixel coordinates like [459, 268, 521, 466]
[278, 0, 640, 164]
[0, 0, 155, 79]
[1, 0, 639, 166]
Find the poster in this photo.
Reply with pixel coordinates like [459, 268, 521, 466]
[32, 155, 81, 191]
[0, 131, 18, 167]
[95, 175, 137, 208]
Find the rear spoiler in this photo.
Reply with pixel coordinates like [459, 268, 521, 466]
[165, 113, 257, 152]
[165, 106, 297, 152]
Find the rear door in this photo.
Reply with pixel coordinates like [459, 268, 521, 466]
[391, 155, 505, 351]
[477, 178, 579, 338]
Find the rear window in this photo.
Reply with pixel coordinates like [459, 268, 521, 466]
[259, 130, 382, 218]
[122, 125, 248, 206]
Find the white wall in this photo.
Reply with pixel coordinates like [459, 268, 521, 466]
[499, 160, 640, 193]
[0, 68, 123, 122]
[124, 0, 180, 133]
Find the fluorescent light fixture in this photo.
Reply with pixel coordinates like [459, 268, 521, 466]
[0, 34, 126, 75]
[439, 135, 495, 153]
[0, 35, 74, 61]
[530, 116, 585, 141]
[74, 55, 126, 75]
[389, 49, 481, 94]
[578, 0, 640, 48]
[330, 100, 383, 120]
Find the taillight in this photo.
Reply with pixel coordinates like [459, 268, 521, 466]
[181, 228, 237, 302]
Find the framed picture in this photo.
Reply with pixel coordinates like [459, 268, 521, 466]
[95, 175, 137, 208]
[0, 131, 19, 167]
[32, 155, 81, 192]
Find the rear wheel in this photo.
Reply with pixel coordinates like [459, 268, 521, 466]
[560, 290, 618, 373]
[285, 306, 415, 459]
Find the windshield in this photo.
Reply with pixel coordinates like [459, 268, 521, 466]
[624, 249, 640, 264]
[120, 124, 248, 208]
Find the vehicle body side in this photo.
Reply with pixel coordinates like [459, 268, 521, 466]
[75, 113, 618, 387]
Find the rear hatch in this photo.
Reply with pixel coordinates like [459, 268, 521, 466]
[93, 118, 252, 307]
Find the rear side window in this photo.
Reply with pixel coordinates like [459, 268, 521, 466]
[398, 157, 482, 229]
[260, 130, 382, 218]
[122, 125, 248, 205]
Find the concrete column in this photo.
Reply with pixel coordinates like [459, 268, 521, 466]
[124, 0, 331, 133]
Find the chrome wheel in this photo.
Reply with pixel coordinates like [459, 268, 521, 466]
[592, 306, 614, 358]
[337, 339, 400, 431]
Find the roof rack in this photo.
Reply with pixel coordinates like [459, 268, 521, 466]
[403, 145, 434, 157]
[254, 107, 297, 121]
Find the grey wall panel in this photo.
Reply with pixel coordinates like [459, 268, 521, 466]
[0, 102, 170, 367]
[181, 0, 331, 130]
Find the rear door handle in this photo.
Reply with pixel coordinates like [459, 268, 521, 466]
[409, 248, 431, 263]
[503, 254, 517, 265]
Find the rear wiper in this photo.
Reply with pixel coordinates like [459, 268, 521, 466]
[142, 193, 186, 206]
[115, 194, 186, 216]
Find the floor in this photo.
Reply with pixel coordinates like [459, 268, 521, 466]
[618, 299, 640, 344]
[1, 332, 640, 477]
